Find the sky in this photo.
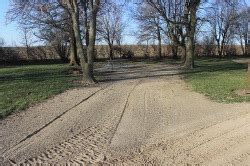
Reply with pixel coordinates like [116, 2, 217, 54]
[0, 0, 250, 46]
[0, 0, 21, 46]
[0, 0, 137, 46]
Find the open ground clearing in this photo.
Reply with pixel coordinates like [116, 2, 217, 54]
[0, 59, 249, 165]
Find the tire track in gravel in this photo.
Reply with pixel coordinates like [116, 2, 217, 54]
[6, 84, 109, 153]
[171, 112, 250, 165]
[111, 112, 250, 165]
[15, 117, 115, 165]
[11, 80, 141, 165]
[1, 83, 111, 163]
[206, 137, 250, 166]
[2, 74, 250, 165]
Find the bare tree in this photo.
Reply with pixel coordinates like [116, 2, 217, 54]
[135, 29, 152, 58]
[134, 3, 163, 59]
[98, 3, 125, 59]
[8, 0, 101, 83]
[208, 0, 243, 57]
[147, 0, 201, 69]
[8, 0, 79, 65]
[0, 38, 5, 47]
[164, 1, 186, 60]
[20, 26, 34, 59]
[235, 6, 249, 55]
[67, 0, 100, 84]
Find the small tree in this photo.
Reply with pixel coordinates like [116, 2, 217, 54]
[0, 38, 5, 60]
[201, 35, 216, 56]
[20, 26, 34, 59]
[0, 38, 5, 47]
[98, 3, 125, 59]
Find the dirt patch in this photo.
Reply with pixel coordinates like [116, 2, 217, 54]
[234, 89, 250, 96]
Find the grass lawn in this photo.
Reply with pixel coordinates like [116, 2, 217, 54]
[184, 58, 250, 103]
[0, 64, 81, 119]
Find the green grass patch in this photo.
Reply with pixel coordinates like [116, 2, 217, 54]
[184, 58, 250, 103]
[0, 64, 81, 118]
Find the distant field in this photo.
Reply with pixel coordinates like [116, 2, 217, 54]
[184, 59, 250, 103]
[0, 64, 81, 118]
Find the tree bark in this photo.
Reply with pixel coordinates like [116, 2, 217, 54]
[69, 36, 78, 66]
[157, 25, 162, 59]
[184, 1, 199, 69]
[185, 36, 194, 69]
[70, 0, 96, 84]
[240, 37, 245, 55]
[181, 45, 186, 64]
[109, 44, 114, 60]
[171, 44, 178, 60]
[244, 37, 247, 55]
[85, 1, 99, 83]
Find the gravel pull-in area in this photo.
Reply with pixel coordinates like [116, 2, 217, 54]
[0, 63, 249, 165]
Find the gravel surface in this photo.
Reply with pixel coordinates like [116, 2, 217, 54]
[0, 62, 249, 165]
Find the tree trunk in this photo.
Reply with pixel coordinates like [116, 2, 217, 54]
[83, 3, 89, 47]
[221, 41, 225, 57]
[181, 46, 186, 64]
[26, 45, 31, 59]
[70, 0, 95, 84]
[157, 26, 162, 59]
[244, 38, 248, 56]
[217, 42, 222, 57]
[184, 2, 198, 69]
[171, 44, 178, 59]
[85, 5, 98, 83]
[240, 38, 245, 55]
[69, 36, 78, 66]
[145, 39, 149, 58]
[185, 36, 194, 69]
[109, 44, 114, 60]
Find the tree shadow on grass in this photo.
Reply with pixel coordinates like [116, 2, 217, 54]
[0, 69, 76, 83]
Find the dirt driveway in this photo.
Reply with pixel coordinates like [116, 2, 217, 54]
[0, 62, 249, 165]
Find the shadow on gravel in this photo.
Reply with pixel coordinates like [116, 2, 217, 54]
[95, 59, 247, 82]
[1, 58, 246, 84]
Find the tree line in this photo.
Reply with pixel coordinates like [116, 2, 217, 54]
[4, 0, 249, 84]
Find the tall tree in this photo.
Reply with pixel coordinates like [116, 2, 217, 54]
[207, 0, 243, 57]
[98, 3, 125, 59]
[8, 0, 79, 65]
[67, 0, 100, 84]
[20, 26, 34, 59]
[235, 6, 249, 55]
[148, 0, 201, 69]
[134, 3, 163, 59]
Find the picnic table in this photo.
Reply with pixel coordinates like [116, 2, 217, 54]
[106, 59, 129, 70]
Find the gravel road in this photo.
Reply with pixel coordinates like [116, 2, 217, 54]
[0, 62, 249, 165]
